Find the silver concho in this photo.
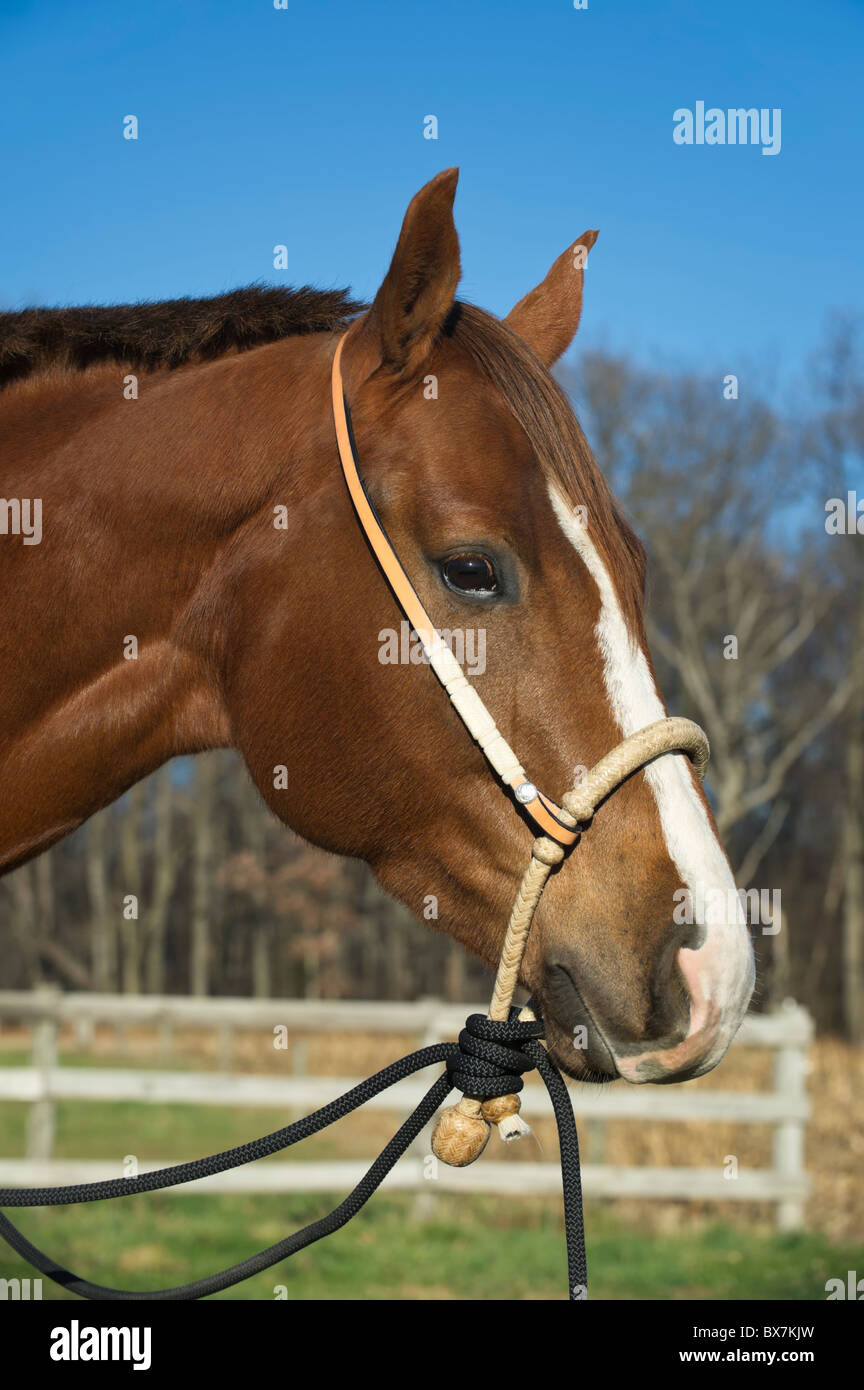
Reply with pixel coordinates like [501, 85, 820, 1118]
[514, 781, 538, 805]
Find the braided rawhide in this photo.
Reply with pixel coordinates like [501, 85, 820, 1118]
[431, 717, 709, 1166]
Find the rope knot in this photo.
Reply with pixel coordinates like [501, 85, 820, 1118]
[445, 1012, 543, 1097]
[432, 1012, 545, 1168]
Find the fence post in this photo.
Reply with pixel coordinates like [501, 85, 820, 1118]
[772, 999, 810, 1232]
[26, 983, 60, 1160]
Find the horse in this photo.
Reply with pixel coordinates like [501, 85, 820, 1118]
[0, 168, 754, 1085]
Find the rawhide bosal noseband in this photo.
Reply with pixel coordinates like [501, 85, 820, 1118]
[0, 332, 710, 1303]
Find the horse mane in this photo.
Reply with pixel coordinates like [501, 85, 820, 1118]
[0, 284, 366, 390]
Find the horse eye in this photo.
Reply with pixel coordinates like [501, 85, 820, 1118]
[442, 553, 498, 594]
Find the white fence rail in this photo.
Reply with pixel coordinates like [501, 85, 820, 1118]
[0, 990, 812, 1228]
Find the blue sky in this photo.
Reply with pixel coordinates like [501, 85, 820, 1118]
[0, 0, 860, 380]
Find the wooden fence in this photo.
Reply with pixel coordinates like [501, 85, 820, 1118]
[0, 989, 812, 1229]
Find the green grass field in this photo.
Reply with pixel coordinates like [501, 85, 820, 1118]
[1, 1193, 857, 1300]
[1, 1047, 861, 1300]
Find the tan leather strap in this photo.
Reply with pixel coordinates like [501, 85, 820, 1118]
[331, 333, 579, 847]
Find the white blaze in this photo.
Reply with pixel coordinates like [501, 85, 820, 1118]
[548, 484, 754, 1078]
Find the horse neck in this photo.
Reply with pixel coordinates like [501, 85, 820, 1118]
[0, 335, 334, 872]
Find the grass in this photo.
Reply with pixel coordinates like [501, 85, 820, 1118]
[1, 1195, 857, 1300]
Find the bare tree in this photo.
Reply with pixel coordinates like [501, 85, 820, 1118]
[190, 755, 217, 996]
[86, 811, 115, 990]
[842, 583, 864, 1040]
[144, 763, 180, 994]
[807, 315, 864, 1040]
[119, 783, 143, 993]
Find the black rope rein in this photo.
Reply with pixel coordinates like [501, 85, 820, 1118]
[0, 1011, 587, 1301]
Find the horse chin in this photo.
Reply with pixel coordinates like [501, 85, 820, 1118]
[541, 1023, 620, 1083]
[534, 982, 621, 1084]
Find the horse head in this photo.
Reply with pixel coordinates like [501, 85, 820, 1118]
[231, 169, 754, 1083]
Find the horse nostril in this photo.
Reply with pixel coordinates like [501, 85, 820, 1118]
[647, 931, 699, 1043]
[678, 916, 707, 953]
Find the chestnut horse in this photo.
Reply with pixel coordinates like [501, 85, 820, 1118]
[0, 170, 753, 1083]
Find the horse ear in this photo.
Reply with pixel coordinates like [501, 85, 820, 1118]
[361, 168, 461, 379]
[505, 230, 599, 367]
